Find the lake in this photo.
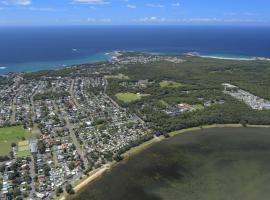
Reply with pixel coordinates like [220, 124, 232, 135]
[70, 127, 270, 200]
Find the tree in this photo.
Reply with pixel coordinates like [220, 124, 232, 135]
[113, 154, 123, 162]
[11, 142, 17, 148]
[241, 120, 248, 127]
[43, 164, 51, 176]
[23, 192, 29, 198]
[0, 164, 5, 173]
[68, 162, 75, 171]
[37, 140, 46, 154]
[13, 187, 21, 197]
[56, 187, 63, 196]
[163, 133, 170, 138]
[9, 151, 14, 159]
[65, 184, 75, 194]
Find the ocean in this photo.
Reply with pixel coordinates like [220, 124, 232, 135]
[0, 26, 270, 74]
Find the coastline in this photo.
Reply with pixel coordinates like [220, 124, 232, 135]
[0, 52, 110, 74]
[58, 123, 270, 200]
[58, 164, 112, 200]
[2, 50, 270, 75]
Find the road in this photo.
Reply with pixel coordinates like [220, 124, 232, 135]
[10, 85, 25, 124]
[67, 80, 88, 166]
[70, 79, 80, 108]
[64, 116, 88, 166]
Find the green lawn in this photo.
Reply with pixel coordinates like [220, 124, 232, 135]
[18, 140, 30, 158]
[17, 149, 31, 157]
[0, 125, 37, 156]
[193, 104, 205, 111]
[0, 125, 28, 141]
[159, 100, 169, 108]
[159, 80, 183, 88]
[107, 74, 129, 80]
[115, 92, 141, 103]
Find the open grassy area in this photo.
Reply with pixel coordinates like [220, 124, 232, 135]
[193, 104, 205, 111]
[0, 126, 28, 141]
[18, 140, 30, 158]
[0, 125, 37, 156]
[159, 80, 183, 88]
[106, 74, 129, 80]
[115, 92, 141, 103]
[159, 100, 169, 107]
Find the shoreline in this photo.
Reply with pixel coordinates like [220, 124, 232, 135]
[58, 123, 270, 200]
[2, 50, 270, 75]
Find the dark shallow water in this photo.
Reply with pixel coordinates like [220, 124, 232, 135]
[71, 127, 270, 200]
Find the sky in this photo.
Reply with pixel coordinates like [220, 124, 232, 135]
[0, 0, 270, 26]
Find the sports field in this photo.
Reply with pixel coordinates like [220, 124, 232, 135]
[115, 92, 141, 103]
[107, 74, 129, 80]
[0, 125, 37, 156]
[17, 140, 31, 158]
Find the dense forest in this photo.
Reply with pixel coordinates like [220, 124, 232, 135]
[107, 56, 270, 134]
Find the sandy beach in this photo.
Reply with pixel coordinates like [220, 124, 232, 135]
[59, 164, 111, 200]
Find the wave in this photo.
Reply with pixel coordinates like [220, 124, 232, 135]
[199, 55, 256, 61]
[185, 52, 256, 61]
[0, 66, 7, 70]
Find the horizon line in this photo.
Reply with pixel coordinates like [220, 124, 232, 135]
[1, 24, 270, 27]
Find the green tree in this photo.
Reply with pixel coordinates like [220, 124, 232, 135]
[56, 187, 63, 196]
[65, 184, 75, 194]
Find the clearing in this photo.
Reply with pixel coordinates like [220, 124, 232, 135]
[160, 80, 183, 88]
[115, 92, 141, 103]
[106, 74, 129, 80]
[0, 125, 37, 156]
[18, 140, 31, 158]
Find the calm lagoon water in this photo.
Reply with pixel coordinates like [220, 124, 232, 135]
[71, 127, 270, 200]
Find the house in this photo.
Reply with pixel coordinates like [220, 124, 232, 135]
[30, 140, 38, 154]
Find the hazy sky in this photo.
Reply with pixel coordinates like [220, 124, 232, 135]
[0, 0, 269, 26]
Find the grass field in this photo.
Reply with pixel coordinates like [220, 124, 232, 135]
[18, 140, 30, 158]
[0, 125, 37, 156]
[115, 92, 141, 103]
[159, 100, 169, 108]
[106, 74, 129, 80]
[193, 104, 205, 111]
[0, 126, 28, 141]
[159, 80, 183, 88]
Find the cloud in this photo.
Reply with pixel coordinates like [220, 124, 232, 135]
[172, 3, 180, 7]
[87, 18, 96, 22]
[100, 18, 111, 22]
[72, 17, 112, 23]
[14, 0, 31, 6]
[185, 18, 222, 22]
[1, 1, 9, 5]
[73, 0, 110, 5]
[224, 12, 237, 16]
[244, 12, 258, 16]
[135, 17, 264, 24]
[146, 3, 164, 8]
[27, 7, 55, 11]
[224, 12, 259, 16]
[126, 4, 136, 9]
[138, 16, 165, 22]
